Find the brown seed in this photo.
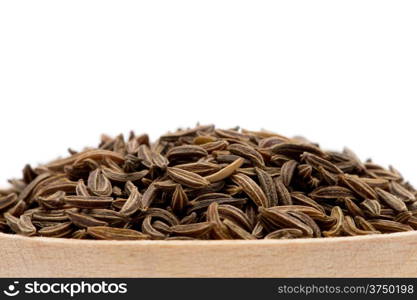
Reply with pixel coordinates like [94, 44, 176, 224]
[167, 167, 210, 188]
[17, 172, 52, 202]
[76, 179, 90, 197]
[270, 154, 292, 167]
[166, 145, 208, 160]
[0, 193, 18, 211]
[218, 204, 253, 232]
[338, 174, 378, 199]
[137, 145, 154, 168]
[408, 201, 417, 211]
[38, 222, 73, 237]
[64, 196, 113, 209]
[22, 164, 38, 184]
[102, 167, 148, 182]
[259, 207, 314, 237]
[160, 125, 214, 141]
[207, 202, 232, 239]
[360, 199, 381, 217]
[275, 178, 293, 205]
[32, 210, 69, 222]
[141, 216, 166, 240]
[200, 140, 229, 152]
[298, 164, 320, 188]
[255, 167, 278, 207]
[187, 196, 246, 215]
[242, 128, 288, 139]
[87, 169, 112, 196]
[368, 168, 403, 181]
[66, 210, 108, 228]
[205, 158, 244, 183]
[165, 236, 196, 240]
[145, 208, 180, 226]
[301, 152, 343, 174]
[175, 162, 222, 176]
[367, 219, 413, 233]
[322, 206, 344, 237]
[215, 129, 250, 141]
[317, 166, 338, 185]
[310, 186, 354, 200]
[265, 228, 304, 239]
[389, 181, 416, 202]
[8, 200, 28, 217]
[180, 212, 198, 225]
[287, 211, 321, 237]
[87, 226, 150, 240]
[280, 160, 298, 186]
[375, 188, 407, 212]
[258, 136, 290, 148]
[225, 184, 243, 196]
[73, 150, 125, 166]
[215, 154, 249, 165]
[171, 184, 189, 214]
[297, 164, 313, 179]
[140, 182, 159, 210]
[269, 205, 335, 224]
[4, 213, 36, 236]
[344, 198, 365, 217]
[152, 220, 171, 234]
[354, 216, 379, 232]
[252, 221, 264, 238]
[37, 191, 66, 210]
[18, 214, 37, 236]
[184, 181, 225, 199]
[1, 124, 417, 240]
[119, 185, 142, 216]
[228, 143, 265, 167]
[271, 142, 327, 159]
[71, 229, 88, 239]
[359, 177, 390, 189]
[342, 215, 378, 236]
[223, 219, 256, 240]
[394, 211, 414, 223]
[151, 151, 169, 169]
[231, 173, 268, 207]
[170, 222, 213, 238]
[87, 209, 126, 225]
[4, 212, 20, 234]
[33, 179, 77, 200]
[153, 180, 177, 191]
[193, 135, 217, 145]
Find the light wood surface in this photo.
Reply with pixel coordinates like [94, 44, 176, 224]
[1, 231, 416, 277]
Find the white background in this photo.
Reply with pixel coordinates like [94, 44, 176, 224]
[0, 1, 416, 187]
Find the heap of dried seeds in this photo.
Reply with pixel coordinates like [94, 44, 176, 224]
[0, 125, 416, 240]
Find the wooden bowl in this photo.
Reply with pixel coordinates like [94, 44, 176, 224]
[1, 231, 416, 277]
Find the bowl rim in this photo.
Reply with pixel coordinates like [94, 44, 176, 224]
[1, 230, 416, 246]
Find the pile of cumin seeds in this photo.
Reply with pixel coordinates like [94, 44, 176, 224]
[0, 125, 416, 240]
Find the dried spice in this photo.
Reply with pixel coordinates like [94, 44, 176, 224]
[0, 125, 415, 240]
